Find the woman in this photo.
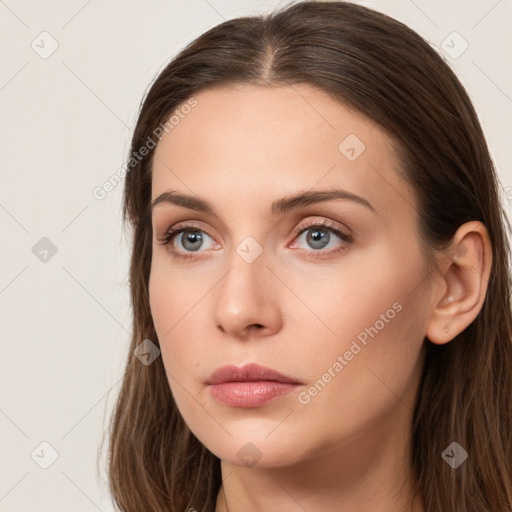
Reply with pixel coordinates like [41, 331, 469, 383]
[104, 1, 512, 510]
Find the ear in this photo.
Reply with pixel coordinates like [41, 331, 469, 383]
[425, 221, 493, 345]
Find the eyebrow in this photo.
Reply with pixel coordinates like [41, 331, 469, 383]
[150, 188, 376, 216]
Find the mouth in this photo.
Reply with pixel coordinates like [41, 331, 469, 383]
[205, 363, 302, 408]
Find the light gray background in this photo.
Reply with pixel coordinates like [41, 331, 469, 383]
[1, 1, 511, 510]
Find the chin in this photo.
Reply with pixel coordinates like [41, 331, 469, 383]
[194, 428, 309, 468]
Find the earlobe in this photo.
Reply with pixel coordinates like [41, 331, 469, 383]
[424, 221, 493, 345]
[425, 292, 458, 345]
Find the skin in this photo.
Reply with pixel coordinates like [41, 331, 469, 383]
[148, 83, 492, 512]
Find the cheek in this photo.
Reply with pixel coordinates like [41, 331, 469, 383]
[149, 276, 218, 443]
[291, 292, 426, 447]
[148, 259, 235, 451]
[149, 279, 206, 425]
[148, 257, 215, 386]
[149, 252, 205, 334]
[295, 249, 428, 425]
[286, 249, 421, 359]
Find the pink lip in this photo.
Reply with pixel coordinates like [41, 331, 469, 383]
[205, 363, 302, 408]
[206, 363, 301, 385]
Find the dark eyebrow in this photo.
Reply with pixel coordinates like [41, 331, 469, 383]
[150, 188, 376, 216]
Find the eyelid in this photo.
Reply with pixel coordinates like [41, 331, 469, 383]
[156, 220, 219, 248]
[291, 218, 351, 240]
[288, 218, 353, 255]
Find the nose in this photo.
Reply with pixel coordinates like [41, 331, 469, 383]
[213, 246, 283, 340]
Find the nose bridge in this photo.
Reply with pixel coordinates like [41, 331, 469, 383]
[220, 240, 270, 311]
[213, 236, 281, 336]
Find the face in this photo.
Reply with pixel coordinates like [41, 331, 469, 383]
[149, 84, 432, 468]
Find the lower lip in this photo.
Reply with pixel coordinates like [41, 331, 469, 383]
[208, 381, 300, 408]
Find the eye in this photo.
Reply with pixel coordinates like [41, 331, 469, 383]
[290, 219, 353, 257]
[155, 222, 219, 260]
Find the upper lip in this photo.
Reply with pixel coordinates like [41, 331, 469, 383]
[205, 363, 302, 385]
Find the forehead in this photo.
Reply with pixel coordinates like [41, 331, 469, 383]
[151, 84, 416, 223]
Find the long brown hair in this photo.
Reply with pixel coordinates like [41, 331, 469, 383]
[103, 1, 512, 510]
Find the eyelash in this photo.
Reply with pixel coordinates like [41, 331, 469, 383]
[155, 219, 353, 260]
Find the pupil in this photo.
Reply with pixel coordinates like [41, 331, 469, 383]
[308, 229, 329, 249]
[183, 231, 202, 251]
